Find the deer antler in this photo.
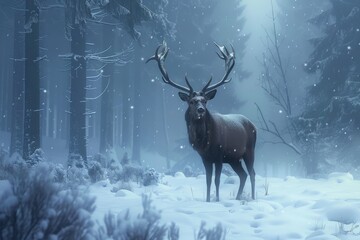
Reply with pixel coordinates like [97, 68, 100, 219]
[202, 43, 235, 93]
[147, 41, 193, 93]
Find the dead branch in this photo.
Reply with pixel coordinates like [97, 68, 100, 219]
[255, 103, 301, 155]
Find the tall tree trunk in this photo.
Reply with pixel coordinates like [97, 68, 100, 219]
[23, 0, 40, 160]
[131, 48, 142, 164]
[10, 10, 24, 156]
[99, 26, 115, 154]
[68, 18, 87, 165]
[121, 67, 131, 149]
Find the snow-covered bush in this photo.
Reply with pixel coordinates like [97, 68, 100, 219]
[67, 154, 90, 186]
[121, 164, 144, 183]
[107, 159, 123, 184]
[143, 168, 160, 186]
[121, 152, 130, 166]
[0, 154, 28, 182]
[68, 153, 86, 168]
[67, 166, 90, 186]
[0, 146, 7, 164]
[27, 148, 45, 166]
[88, 160, 105, 183]
[51, 163, 67, 183]
[96, 194, 172, 240]
[0, 164, 96, 240]
[92, 153, 108, 168]
[168, 222, 180, 240]
[183, 165, 193, 177]
[182, 164, 203, 177]
[111, 181, 133, 193]
[195, 222, 226, 240]
[221, 165, 235, 176]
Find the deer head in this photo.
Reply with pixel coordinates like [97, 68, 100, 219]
[147, 42, 235, 120]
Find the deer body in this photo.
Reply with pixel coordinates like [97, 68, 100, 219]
[148, 42, 256, 201]
[186, 110, 256, 201]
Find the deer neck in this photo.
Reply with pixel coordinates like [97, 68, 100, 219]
[186, 111, 211, 153]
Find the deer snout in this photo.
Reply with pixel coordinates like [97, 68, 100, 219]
[197, 107, 205, 114]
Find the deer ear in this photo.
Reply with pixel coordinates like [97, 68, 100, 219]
[178, 92, 189, 102]
[205, 89, 217, 100]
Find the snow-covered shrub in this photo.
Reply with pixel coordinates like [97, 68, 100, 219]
[27, 148, 45, 166]
[143, 168, 160, 186]
[92, 153, 108, 168]
[121, 164, 144, 183]
[96, 194, 170, 240]
[111, 181, 133, 193]
[168, 222, 180, 240]
[0, 154, 28, 183]
[221, 165, 235, 176]
[67, 154, 90, 186]
[68, 153, 86, 168]
[182, 164, 204, 177]
[121, 152, 130, 166]
[67, 166, 90, 186]
[0, 164, 96, 240]
[51, 163, 67, 183]
[183, 165, 193, 177]
[195, 222, 226, 240]
[88, 160, 105, 183]
[224, 176, 237, 184]
[0, 146, 7, 164]
[107, 159, 123, 184]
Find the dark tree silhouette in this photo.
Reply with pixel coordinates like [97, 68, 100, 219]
[10, 8, 24, 156]
[99, 26, 115, 155]
[65, 0, 92, 165]
[23, 0, 40, 161]
[300, 0, 360, 172]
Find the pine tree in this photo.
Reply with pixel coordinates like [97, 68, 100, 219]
[300, 0, 360, 172]
[210, 0, 249, 111]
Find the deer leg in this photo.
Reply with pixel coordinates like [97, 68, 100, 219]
[244, 151, 256, 200]
[203, 161, 213, 202]
[214, 162, 222, 202]
[230, 161, 247, 200]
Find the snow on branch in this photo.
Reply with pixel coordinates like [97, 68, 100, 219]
[59, 44, 133, 65]
[86, 44, 133, 65]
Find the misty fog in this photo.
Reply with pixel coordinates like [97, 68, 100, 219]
[0, 0, 358, 178]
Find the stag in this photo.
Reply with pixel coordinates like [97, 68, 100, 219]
[147, 42, 256, 201]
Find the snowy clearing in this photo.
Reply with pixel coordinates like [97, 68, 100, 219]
[91, 172, 360, 240]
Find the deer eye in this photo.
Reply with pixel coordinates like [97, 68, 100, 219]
[201, 99, 206, 104]
[190, 100, 195, 105]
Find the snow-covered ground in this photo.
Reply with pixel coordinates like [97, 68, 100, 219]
[91, 172, 360, 240]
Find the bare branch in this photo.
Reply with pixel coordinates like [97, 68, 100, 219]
[255, 103, 301, 155]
